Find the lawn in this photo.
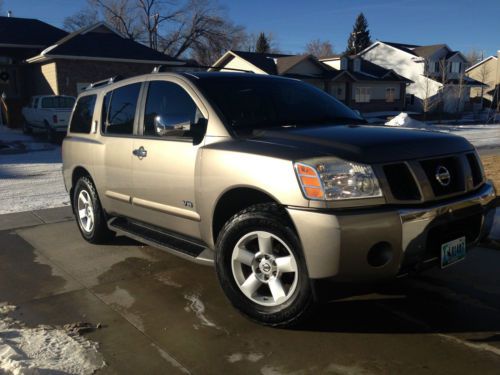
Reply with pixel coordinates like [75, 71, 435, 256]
[481, 154, 500, 194]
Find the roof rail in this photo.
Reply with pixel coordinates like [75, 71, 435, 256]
[85, 75, 124, 90]
[152, 65, 253, 74]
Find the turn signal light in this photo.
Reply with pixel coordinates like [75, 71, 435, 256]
[294, 163, 325, 200]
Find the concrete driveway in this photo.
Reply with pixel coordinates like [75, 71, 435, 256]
[1, 207, 500, 374]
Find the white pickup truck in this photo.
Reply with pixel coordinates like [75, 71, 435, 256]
[22, 95, 76, 142]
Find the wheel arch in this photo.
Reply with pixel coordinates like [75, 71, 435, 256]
[211, 186, 295, 246]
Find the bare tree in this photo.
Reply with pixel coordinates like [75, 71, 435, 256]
[63, 7, 99, 31]
[305, 39, 334, 58]
[158, 0, 246, 60]
[65, 0, 246, 63]
[464, 48, 482, 65]
[89, 0, 143, 40]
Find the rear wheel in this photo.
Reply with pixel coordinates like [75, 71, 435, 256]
[45, 122, 56, 143]
[22, 118, 32, 134]
[73, 176, 114, 244]
[215, 203, 314, 327]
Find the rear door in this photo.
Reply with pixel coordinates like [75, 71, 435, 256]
[100, 82, 142, 218]
[130, 78, 208, 238]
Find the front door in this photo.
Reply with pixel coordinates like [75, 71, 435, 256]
[131, 79, 207, 239]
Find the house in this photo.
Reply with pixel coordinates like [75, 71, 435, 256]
[0, 16, 181, 127]
[320, 55, 412, 113]
[358, 41, 483, 113]
[466, 51, 500, 108]
[210, 50, 336, 91]
[26, 23, 183, 96]
[210, 50, 410, 113]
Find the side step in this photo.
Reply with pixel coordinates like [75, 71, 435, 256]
[108, 217, 214, 266]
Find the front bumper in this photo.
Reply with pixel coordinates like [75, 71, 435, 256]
[287, 182, 497, 280]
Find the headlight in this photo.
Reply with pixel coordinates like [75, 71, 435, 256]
[294, 158, 383, 200]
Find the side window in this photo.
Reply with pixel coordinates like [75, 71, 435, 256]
[143, 81, 202, 138]
[69, 95, 97, 133]
[102, 83, 141, 135]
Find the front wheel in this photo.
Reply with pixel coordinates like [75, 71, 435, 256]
[215, 203, 314, 327]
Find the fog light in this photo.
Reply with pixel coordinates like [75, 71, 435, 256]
[367, 242, 393, 267]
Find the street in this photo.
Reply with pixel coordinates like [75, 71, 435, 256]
[1, 207, 500, 374]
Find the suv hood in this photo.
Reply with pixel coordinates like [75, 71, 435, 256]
[246, 125, 474, 164]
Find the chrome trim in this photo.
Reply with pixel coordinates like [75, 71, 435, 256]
[105, 190, 131, 203]
[132, 197, 201, 221]
[400, 182, 496, 252]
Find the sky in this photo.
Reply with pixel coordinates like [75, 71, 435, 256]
[2, 0, 499, 57]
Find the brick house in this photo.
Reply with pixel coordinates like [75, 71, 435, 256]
[0, 17, 181, 127]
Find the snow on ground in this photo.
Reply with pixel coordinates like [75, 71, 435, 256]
[384, 112, 500, 149]
[0, 126, 69, 214]
[0, 302, 105, 375]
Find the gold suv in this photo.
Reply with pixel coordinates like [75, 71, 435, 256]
[63, 71, 497, 326]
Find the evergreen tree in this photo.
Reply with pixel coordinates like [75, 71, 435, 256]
[255, 32, 271, 53]
[345, 13, 372, 55]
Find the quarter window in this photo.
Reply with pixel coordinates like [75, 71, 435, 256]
[102, 83, 141, 135]
[69, 95, 96, 134]
[143, 81, 202, 138]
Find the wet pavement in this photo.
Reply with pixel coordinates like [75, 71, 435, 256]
[1, 208, 500, 374]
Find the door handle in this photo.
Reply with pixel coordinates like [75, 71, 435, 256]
[132, 146, 147, 158]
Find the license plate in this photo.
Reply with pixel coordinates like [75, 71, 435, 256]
[441, 236, 466, 268]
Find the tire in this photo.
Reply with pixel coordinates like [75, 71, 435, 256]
[45, 122, 56, 143]
[73, 176, 114, 244]
[215, 203, 314, 327]
[22, 119, 32, 134]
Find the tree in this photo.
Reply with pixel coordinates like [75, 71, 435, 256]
[65, 0, 246, 63]
[464, 48, 482, 66]
[305, 39, 334, 58]
[255, 32, 271, 53]
[345, 13, 372, 55]
[63, 7, 99, 31]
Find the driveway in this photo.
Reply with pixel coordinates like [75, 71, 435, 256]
[1, 207, 500, 374]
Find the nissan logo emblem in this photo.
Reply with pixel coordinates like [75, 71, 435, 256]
[435, 165, 451, 187]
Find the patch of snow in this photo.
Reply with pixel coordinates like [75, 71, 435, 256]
[385, 112, 428, 128]
[0, 302, 105, 375]
[0, 126, 68, 214]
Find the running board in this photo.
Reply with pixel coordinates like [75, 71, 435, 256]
[108, 217, 214, 266]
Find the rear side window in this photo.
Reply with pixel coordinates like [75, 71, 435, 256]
[69, 95, 96, 134]
[101, 83, 141, 135]
[41, 96, 75, 109]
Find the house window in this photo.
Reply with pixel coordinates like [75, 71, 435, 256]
[406, 94, 415, 105]
[434, 61, 440, 73]
[451, 61, 461, 73]
[355, 87, 370, 103]
[385, 87, 396, 103]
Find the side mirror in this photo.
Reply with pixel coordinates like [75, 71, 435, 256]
[192, 118, 207, 145]
[154, 115, 191, 137]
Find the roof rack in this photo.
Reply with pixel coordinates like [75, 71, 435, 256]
[85, 75, 124, 90]
[152, 65, 253, 73]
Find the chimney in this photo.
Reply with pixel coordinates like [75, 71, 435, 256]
[7, 10, 12, 17]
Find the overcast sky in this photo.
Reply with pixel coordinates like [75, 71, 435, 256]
[3, 0, 499, 57]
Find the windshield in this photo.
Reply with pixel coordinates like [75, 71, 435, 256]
[41, 96, 76, 109]
[197, 76, 363, 131]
